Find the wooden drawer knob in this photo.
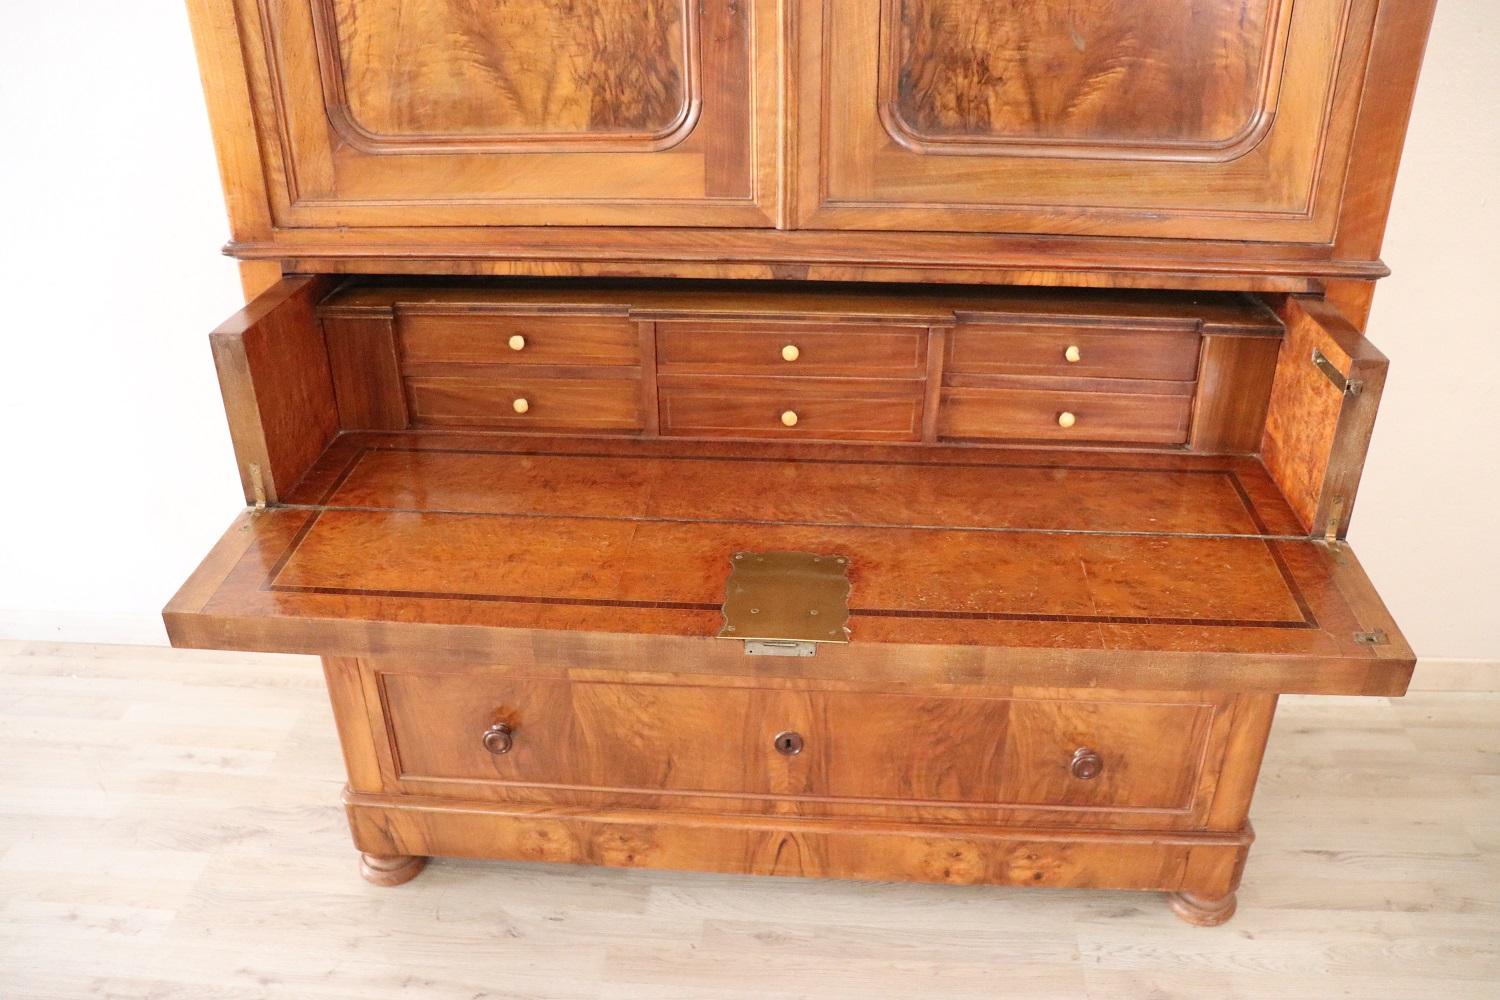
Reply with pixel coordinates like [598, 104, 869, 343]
[780, 410, 799, 428]
[508, 334, 526, 351]
[482, 722, 515, 755]
[512, 398, 530, 415]
[781, 344, 801, 362]
[1057, 411, 1077, 429]
[1064, 344, 1082, 363]
[1070, 747, 1103, 780]
[773, 731, 804, 756]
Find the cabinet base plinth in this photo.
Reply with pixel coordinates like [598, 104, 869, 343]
[342, 789, 1251, 903]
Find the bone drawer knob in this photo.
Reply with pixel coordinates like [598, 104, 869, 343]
[508, 334, 526, 351]
[513, 398, 530, 415]
[782, 344, 801, 362]
[1064, 344, 1082, 363]
[1057, 411, 1077, 429]
[781, 410, 799, 428]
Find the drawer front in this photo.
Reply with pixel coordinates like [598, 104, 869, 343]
[657, 323, 928, 376]
[660, 382, 923, 441]
[407, 375, 641, 431]
[949, 325, 1201, 381]
[379, 672, 1215, 813]
[940, 387, 1192, 445]
[400, 313, 638, 368]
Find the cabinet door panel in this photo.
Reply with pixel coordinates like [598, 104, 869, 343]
[799, 0, 1375, 241]
[243, 0, 776, 226]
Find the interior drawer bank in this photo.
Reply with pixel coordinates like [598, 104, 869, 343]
[369, 663, 1233, 826]
[317, 283, 1283, 449]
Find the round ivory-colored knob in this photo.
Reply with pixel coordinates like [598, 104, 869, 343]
[782, 344, 801, 362]
[512, 398, 530, 415]
[508, 334, 526, 351]
[1057, 410, 1077, 429]
[780, 410, 799, 428]
[1064, 344, 1082, 363]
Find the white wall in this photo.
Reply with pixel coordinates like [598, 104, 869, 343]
[0, 2, 1496, 658]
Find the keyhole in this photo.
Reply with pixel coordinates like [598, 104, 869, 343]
[774, 731, 804, 756]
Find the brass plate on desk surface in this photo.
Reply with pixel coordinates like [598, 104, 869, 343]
[719, 551, 852, 645]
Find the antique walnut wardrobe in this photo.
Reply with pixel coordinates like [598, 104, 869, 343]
[168, 0, 1436, 924]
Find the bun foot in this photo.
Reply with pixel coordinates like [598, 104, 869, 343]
[1168, 891, 1237, 926]
[358, 853, 427, 887]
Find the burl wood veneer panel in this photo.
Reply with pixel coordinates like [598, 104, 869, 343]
[803, 0, 1376, 241]
[885, 0, 1285, 156]
[166, 438, 1411, 691]
[1261, 296, 1389, 536]
[317, 0, 695, 148]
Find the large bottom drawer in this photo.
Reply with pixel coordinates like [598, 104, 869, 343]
[368, 666, 1228, 824]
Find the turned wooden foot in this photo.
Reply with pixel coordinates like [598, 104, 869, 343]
[358, 853, 428, 887]
[1167, 891, 1237, 926]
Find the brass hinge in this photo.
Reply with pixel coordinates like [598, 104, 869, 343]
[249, 463, 268, 512]
[1312, 348, 1364, 396]
[1323, 495, 1346, 543]
[1353, 630, 1390, 646]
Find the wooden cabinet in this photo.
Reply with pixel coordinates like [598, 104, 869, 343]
[174, 0, 1437, 926]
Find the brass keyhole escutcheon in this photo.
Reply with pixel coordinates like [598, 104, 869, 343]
[774, 731, 804, 756]
[1070, 746, 1103, 780]
[482, 722, 515, 755]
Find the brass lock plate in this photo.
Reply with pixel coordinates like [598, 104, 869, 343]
[718, 551, 851, 646]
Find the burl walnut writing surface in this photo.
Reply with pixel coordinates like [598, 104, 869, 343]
[172, 0, 1437, 924]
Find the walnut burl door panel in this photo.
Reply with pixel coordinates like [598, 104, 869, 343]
[242, 0, 776, 226]
[799, 0, 1375, 241]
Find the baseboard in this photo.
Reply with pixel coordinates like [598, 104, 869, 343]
[0, 611, 168, 647]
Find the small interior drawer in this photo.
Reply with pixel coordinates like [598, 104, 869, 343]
[407, 375, 641, 431]
[949, 325, 1201, 381]
[939, 386, 1193, 445]
[659, 379, 924, 441]
[400, 312, 638, 368]
[379, 671, 1215, 813]
[657, 323, 927, 376]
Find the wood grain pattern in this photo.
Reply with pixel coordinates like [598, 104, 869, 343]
[315, 0, 696, 149]
[345, 792, 1251, 897]
[948, 325, 1201, 381]
[803, 0, 1375, 243]
[164, 437, 1414, 696]
[209, 276, 339, 504]
[235, 0, 773, 227]
[939, 386, 1193, 445]
[1261, 296, 1388, 536]
[407, 374, 642, 431]
[321, 312, 409, 430]
[1188, 334, 1283, 454]
[884, 0, 1285, 157]
[659, 380, 925, 442]
[657, 323, 928, 377]
[378, 671, 1217, 814]
[396, 312, 639, 368]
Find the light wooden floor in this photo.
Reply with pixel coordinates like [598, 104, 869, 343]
[1, 642, 1496, 999]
